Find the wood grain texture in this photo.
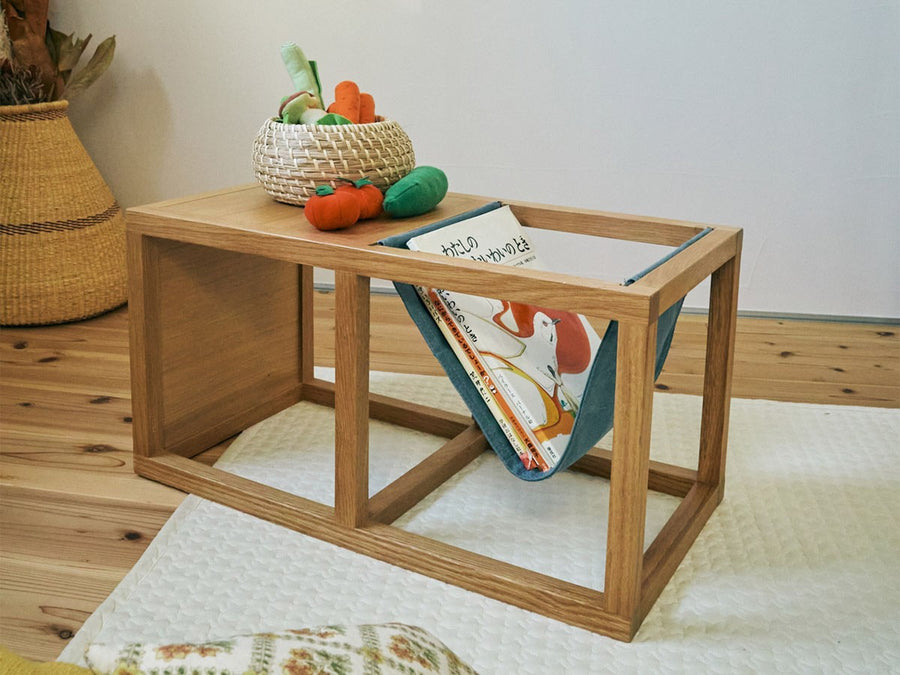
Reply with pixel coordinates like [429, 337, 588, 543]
[125, 188, 658, 322]
[571, 448, 697, 498]
[1, 486, 171, 571]
[368, 424, 489, 525]
[506, 199, 708, 246]
[698, 248, 741, 498]
[0, 555, 121, 662]
[126, 229, 163, 461]
[604, 321, 657, 631]
[153, 239, 302, 456]
[333, 272, 371, 528]
[299, 265, 316, 383]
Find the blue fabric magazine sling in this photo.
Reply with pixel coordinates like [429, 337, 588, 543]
[380, 202, 711, 481]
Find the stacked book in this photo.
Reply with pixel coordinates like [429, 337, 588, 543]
[406, 206, 603, 471]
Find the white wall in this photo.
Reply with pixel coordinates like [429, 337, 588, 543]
[52, 1, 899, 318]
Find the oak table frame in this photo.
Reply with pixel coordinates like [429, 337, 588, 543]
[127, 185, 742, 642]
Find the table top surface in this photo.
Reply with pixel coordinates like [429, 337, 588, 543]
[127, 184, 495, 250]
[125, 184, 741, 322]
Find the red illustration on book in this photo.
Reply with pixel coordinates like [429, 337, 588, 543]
[484, 300, 593, 443]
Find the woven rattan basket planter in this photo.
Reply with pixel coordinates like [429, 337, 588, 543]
[251, 117, 415, 206]
[1, 101, 127, 326]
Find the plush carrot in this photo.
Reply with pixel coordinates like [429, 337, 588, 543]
[336, 177, 383, 219]
[327, 80, 361, 124]
[304, 185, 360, 231]
[358, 93, 376, 124]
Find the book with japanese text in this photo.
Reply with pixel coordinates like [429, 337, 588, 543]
[415, 286, 548, 471]
[406, 205, 603, 470]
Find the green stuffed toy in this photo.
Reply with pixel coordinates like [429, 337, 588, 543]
[278, 91, 321, 124]
[280, 42, 322, 104]
[300, 108, 329, 124]
[383, 166, 449, 218]
[314, 112, 354, 125]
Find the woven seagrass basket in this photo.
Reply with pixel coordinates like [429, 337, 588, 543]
[251, 117, 415, 206]
[0, 101, 127, 325]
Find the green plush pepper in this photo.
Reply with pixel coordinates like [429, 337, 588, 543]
[383, 166, 449, 218]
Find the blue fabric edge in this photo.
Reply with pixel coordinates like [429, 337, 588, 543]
[624, 227, 714, 286]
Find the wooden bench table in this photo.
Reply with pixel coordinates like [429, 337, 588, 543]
[127, 184, 742, 641]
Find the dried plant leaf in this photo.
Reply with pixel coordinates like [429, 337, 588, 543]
[56, 31, 91, 80]
[61, 34, 114, 100]
[44, 24, 64, 64]
[3, 1, 115, 101]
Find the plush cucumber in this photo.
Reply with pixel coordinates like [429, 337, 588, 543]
[383, 166, 449, 218]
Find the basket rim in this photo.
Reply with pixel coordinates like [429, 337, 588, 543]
[0, 100, 69, 115]
[261, 116, 401, 132]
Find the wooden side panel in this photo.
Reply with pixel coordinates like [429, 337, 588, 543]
[154, 240, 301, 456]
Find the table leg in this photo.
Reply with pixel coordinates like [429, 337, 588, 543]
[605, 320, 657, 633]
[698, 245, 741, 502]
[334, 271, 371, 528]
[299, 265, 315, 384]
[127, 230, 163, 460]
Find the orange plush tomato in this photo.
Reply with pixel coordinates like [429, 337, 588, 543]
[304, 185, 360, 231]
[336, 177, 384, 220]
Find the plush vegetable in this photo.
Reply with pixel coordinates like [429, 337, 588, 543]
[383, 166, 449, 218]
[337, 177, 384, 219]
[280, 42, 322, 104]
[304, 185, 360, 231]
[278, 91, 321, 124]
[327, 80, 361, 124]
[358, 93, 376, 124]
[315, 112, 354, 126]
[300, 108, 329, 125]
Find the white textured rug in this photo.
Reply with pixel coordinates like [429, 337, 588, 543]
[61, 370, 900, 674]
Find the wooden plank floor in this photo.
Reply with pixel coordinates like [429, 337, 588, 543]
[1, 293, 897, 661]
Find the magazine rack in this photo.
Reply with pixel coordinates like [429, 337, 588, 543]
[380, 201, 712, 481]
[127, 185, 741, 642]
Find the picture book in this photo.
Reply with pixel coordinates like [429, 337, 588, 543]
[406, 205, 603, 469]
